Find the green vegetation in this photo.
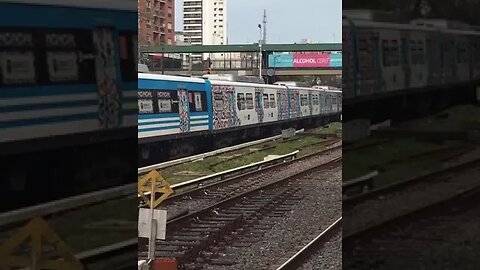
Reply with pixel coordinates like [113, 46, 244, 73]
[50, 196, 137, 252]
[398, 105, 480, 132]
[161, 122, 342, 184]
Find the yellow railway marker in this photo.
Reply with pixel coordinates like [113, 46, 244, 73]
[0, 217, 83, 269]
[138, 170, 174, 209]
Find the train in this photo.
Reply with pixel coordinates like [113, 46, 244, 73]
[343, 10, 480, 100]
[0, 0, 137, 208]
[138, 73, 342, 163]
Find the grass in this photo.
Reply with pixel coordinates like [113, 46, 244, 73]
[398, 105, 480, 132]
[343, 137, 451, 181]
[343, 105, 480, 186]
[160, 122, 342, 184]
[50, 196, 137, 252]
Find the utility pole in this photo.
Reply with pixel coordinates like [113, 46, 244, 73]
[262, 10, 267, 45]
[258, 23, 262, 80]
[188, 35, 192, 76]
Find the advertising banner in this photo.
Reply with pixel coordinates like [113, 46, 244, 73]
[268, 54, 293, 68]
[329, 53, 342, 67]
[268, 52, 342, 68]
[292, 53, 330, 68]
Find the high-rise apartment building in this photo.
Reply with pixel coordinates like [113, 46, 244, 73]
[138, 0, 175, 47]
[183, 0, 227, 61]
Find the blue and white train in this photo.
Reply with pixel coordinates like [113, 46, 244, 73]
[0, 0, 136, 207]
[343, 10, 480, 101]
[138, 73, 342, 160]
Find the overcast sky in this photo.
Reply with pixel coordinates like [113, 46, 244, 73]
[175, 0, 342, 44]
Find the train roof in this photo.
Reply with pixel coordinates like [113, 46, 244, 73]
[139, 73, 207, 84]
[344, 11, 480, 36]
[0, 0, 136, 11]
[290, 86, 342, 93]
[209, 80, 287, 89]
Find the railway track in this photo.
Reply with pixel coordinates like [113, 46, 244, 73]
[272, 217, 342, 270]
[343, 154, 480, 237]
[139, 155, 342, 269]
[344, 185, 480, 269]
[160, 143, 341, 220]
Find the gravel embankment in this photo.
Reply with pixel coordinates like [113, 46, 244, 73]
[343, 166, 480, 236]
[165, 146, 341, 220]
[202, 164, 342, 270]
[344, 191, 480, 269]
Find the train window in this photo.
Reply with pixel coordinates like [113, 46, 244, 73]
[300, 94, 308, 106]
[139, 99, 154, 114]
[263, 94, 270, 108]
[269, 94, 276, 108]
[237, 93, 245, 110]
[382, 40, 389, 67]
[157, 91, 178, 113]
[358, 38, 368, 51]
[332, 96, 337, 105]
[400, 38, 408, 65]
[391, 40, 399, 66]
[214, 92, 223, 111]
[188, 91, 207, 112]
[118, 32, 137, 81]
[457, 43, 468, 63]
[246, 93, 254, 109]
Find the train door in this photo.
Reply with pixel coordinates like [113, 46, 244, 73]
[262, 88, 278, 123]
[319, 92, 325, 114]
[236, 86, 257, 127]
[312, 93, 320, 115]
[93, 27, 120, 128]
[308, 91, 313, 116]
[299, 91, 309, 117]
[442, 34, 456, 84]
[176, 88, 190, 132]
[456, 35, 470, 82]
[379, 29, 405, 91]
[254, 89, 265, 123]
[400, 34, 411, 89]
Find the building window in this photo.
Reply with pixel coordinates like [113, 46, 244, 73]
[168, 39, 172, 45]
[168, 23, 172, 29]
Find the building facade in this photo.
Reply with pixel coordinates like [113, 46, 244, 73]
[138, 0, 175, 47]
[183, 0, 227, 62]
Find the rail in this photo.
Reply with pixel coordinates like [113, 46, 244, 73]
[0, 183, 135, 228]
[275, 217, 342, 270]
[138, 150, 300, 197]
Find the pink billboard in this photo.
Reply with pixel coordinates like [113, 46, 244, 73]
[292, 53, 330, 68]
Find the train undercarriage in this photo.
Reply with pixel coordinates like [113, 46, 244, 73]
[138, 113, 342, 167]
[1, 130, 137, 212]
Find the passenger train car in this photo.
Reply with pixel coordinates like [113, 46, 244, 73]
[0, 0, 137, 207]
[138, 74, 342, 161]
[343, 10, 480, 100]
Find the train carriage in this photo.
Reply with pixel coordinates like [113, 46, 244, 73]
[0, 0, 137, 209]
[138, 75, 342, 163]
[138, 73, 211, 141]
[343, 10, 480, 100]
